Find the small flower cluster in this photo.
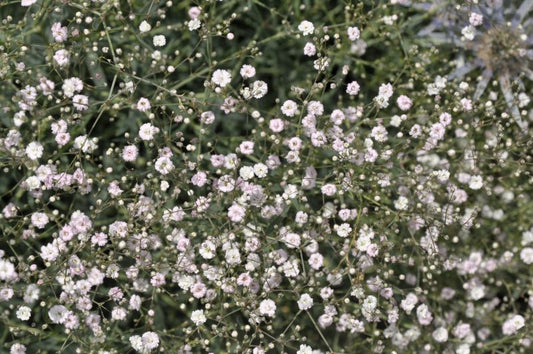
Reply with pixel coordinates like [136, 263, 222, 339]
[0, 0, 531, 353]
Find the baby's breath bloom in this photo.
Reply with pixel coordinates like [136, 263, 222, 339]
[137, 97, 151, 112]
[502, 315, 525, 335]
[240, 64, 256, 79]
[346, 81, 360, 96]
[191, 309, 207, 325]
[16, 306, 31, 321]
[298, 21, 314, 36]
[139, 21, 151, 33]
[297, 294, 314, 310]
[25, 141, 43, 160]
[468, 175, 483, 190]
[259, 299, 276, 317]
[212, 69, 232, 88]
[281, 100, 298, 117]
[347, 26, 360, 41]
[21, 0, 37, 6]
[139, 123, 159, 141]
[303, 42, 316, 56]
[153, 35, 166, 47]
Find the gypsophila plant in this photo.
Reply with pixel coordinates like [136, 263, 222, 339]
[0, 0, 532, 353]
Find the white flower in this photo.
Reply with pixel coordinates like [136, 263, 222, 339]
[296, 344, 313, 354]
[303, 42, 316, 56]
[139, 123, 160, 141]
[281, 100, 298, 117]
[253, 163, 268, 178]
[394, 196, 409, 210]
[518, 92, 530, 108]
[129, 295, 142, 310]
[346, 81, 360, 96]
[139, 20, 151, 33]
[432, 327, 448, 342]
[313, 57, 329, 72]
[259, 299, 276, 317]
[347, 26, 360, 41]
[13, 111, 27, 127]
[0, 259, 16, 281]
[154, 156, 174, 175]
[73, 135, 97, 153]
[25, 141, 43, 160]
[188, 18, 201, 31]
[191, 309, 207, 325]
[371, 125, 388, 142]
[111, 307, 127, 321]
[468, 175, 483, 190]
[335, 223, 352, 238]
[378, 82, 394, 99]
[72, 94, 89, 111]
[461, 25, 475, 41]
[199, 241, 216, 259]
[137, 97, 151, 112]
[48, 305, 68, 323]
[250, 80, 268, 99]
[240, 64, 256, 79]
[520, 247, 533, 264]
[502, 315, 525, 335]
[211, 69, 232, 87]
[151, 50, 161, 61]
[297, 293, 314, 310]
[141, 331, 159, 351]
[298, 20, 314, 36]
[31, 212, 49, 229]
[239, 166, 255, 180]
[25, 176, 40, 190]
[383, 15, 396, 25]
[53, 49, 70, 67]
[21, 0, 37, 6]
[228, 204, 246, 222]
[225, 248, 241, 265]
[16, 306, 31, 321]
[469, 12, 483, 26]
[62, 77, 83, 98]
[153, 35, 166, 47]
[363, 295, 377, 311]
[435, 169, 450, 182]
[10, 343, 26, 354]
[400, 293, 418, 314]
[283, 184, 298, 199]
[282, 232, 301, 248]
[130, 335, 143, 352]
[40, 243, 59, 261]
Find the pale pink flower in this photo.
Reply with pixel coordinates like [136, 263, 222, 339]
[346, 81, 360, 96]
[347, 26, 360, 41]
[72, 94, 89, 111]
[122, 145, 138, 161]
[239, 141, 254, 155]
[136, 97, 151, 112]
[269, 118, 285, 132]
[396, 95, 412, 111]
[51, 22, 68, 42]
[211, 69, 232, 87]
[281, 100, 298, 117]
[303, 42, 316, 56]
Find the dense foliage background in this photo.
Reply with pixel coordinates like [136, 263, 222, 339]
[0, 0, 532, 353]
